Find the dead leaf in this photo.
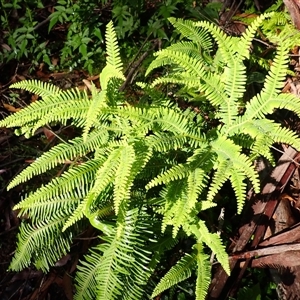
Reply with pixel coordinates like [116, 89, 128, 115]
[3, 103, 21, 112]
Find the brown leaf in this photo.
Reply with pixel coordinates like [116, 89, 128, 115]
[3, 103, 21, 112]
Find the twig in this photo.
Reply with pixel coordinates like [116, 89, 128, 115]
[231, 242, 300, 260]
[119, 39, 159, 92]
[33, 15, 51, 31]
[271, 145, 300, 166]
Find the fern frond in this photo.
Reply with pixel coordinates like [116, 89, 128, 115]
[0, 86, 90, 136]
[146, 164, 190, 189]
[9, 216, 73, 272]
[151, 252, 197, 298]
[119, 209, 158, 300]
[8, 131, 109, 189]
[96, 205, 152, 299]
[105, 20, 123, 71]
[168, 17, 213, 52]
[211, 136, 260, 195]
[230, 170, 247, 213]
[14, 158, 103, 211]
[242, 42, 289, 122]
[113, 145, 135, 212]
[207, 159, 231, 201]
[187, 168, 207, 209]
[149, 50, 206, 80]
[75, 248, 103, 300]
[237, 13, 273, 60]
[146, 132, 189, 152]
[83, 89, 106, 141]
[195, 20, 235, 66]
[20, 194, 81, 223]
[100, 63, 125, 91]
[10, 80, 61, 97]
[159, 181, 195, 236]
[189, 220, 230, 275]
[63, 200, 87, 231]
[194, 244, 211, 300]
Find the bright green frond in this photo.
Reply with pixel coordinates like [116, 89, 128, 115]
[195, 20, 235, 65]
[14, 158, 103, 211]
[149, 50, 206, 80]
[84, 147, 123, 216]
[187, 168, 207, 209]
[10, 79, 61, 98]
[189, 221, 230, 275]
[151, 252, 197, 298]
[83, 90, 106, 141]
[207, 159, 231, 201]
[230, 170, 247, 213]
[200, 73, 227, 109]
[146, 164, 190, 189]
[63, 200, 87, 231]
[150, 75, 200, 90]
[105, 21, 123, 71]
[160, 181, 193, 236]
[96, 205, 151, 299]
[0, 89, 89, 133]
[146, 132, 188, 152]
[100, 64, 125, 91]
[21, 194, 81, 223]
[8, 131, 108, 189]
[113, 145, 135, 213]
[211, 136, 260, 194]
[237, 13, 273, 60]
[75, 248, 103, 300]
[9, 216, 73, 272]
[194, 244, 211, 300]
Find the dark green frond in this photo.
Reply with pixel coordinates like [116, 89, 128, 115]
[168, 17, 213, 52]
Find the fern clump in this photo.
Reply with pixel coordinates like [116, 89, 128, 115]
[1, 14, 300, 299]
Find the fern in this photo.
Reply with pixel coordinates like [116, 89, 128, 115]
[151, 252, 197, 297]
[2, 14, 300, 299]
